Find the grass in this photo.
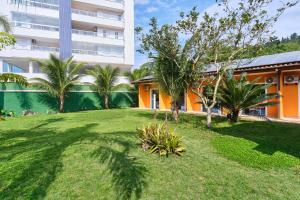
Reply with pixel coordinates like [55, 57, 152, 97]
[0, 109, 299, 199]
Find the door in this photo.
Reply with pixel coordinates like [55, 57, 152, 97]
[151, 90, 159, 109]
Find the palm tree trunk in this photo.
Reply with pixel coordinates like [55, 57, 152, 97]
[206, 107, 212, 128]
[171, 100, 179, 122]
[59, 95, 65, 113]
[104, 95, 109, 109]
[231, 110, 240, 123]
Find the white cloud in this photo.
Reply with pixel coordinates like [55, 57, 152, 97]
[135, 0, 150, 5]
[146, 6, 158, 13]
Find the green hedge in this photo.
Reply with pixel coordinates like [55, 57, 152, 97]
[0, 83, 137, 115]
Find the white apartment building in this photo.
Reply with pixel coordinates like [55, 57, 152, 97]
[0, 0, 134, 83]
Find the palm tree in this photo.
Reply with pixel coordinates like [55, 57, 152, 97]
[124, 67, 150, 91]
[88, 65, 122, 109]
[218, 72, 278, 123]
[0, 15, 16, 50]
[0, 15, 11, 32]
[30, 54, 83, 113]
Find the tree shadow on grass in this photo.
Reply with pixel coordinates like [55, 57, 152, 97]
[91, 132, 148, 200]
[212, 121, 300, 159]
[0, 122, 99, 199]
[136, 110, 225, 128]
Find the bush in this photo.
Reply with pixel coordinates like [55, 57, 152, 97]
[0, 110, 15, 118]
[137, 122, 185, 156]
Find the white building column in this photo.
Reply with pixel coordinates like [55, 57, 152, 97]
[123, 0, 134, 66]
[0, 59, 3, 73]
[29, 61, 34, 73]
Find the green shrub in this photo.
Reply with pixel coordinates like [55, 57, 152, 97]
[137, 122, 185, 156]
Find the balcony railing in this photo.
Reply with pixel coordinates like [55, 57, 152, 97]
[11, 1, 123, 22]
[72, 49, 123, 58]
[12, 21, 123, 40]
[72, 9, 123, 22]
[13, 45, 123, 58]
[10, 0, 59, 10]
[12, 21, 59, 32]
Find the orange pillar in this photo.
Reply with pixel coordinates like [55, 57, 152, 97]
[277, 70, 284, 119]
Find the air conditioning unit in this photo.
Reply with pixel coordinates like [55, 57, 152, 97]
[265, 77, 277, 84]
[284, 75, 299, 84]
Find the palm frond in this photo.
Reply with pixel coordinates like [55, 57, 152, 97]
[0, 73, 28, 86]
[30, 54, 83, 97]
[0, 15, 11, 32]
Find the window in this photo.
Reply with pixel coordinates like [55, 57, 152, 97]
[115, 32, 119, 39]
[243, 108, 266, 117]
[3, 62, 25, 73]
[118, 15, 122, 21]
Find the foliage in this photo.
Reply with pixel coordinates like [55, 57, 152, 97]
[0, 32, 16, 50]
[30, 54, 83, 113]
[0, 15, 11, 32]
[137, 122, 185, 156]
[0, 109, 15, 118]
[218, 72, 278, 122]
[137, 0, 296, 127]
[88, 65, 123, 109]
[176, 0, 296, 128]
[136, 19, 190, 121]
[252, 33, 300, 57]
[0, 73, 28, 86]
[124, 66, 150, 91]
[0, 15, 15, 50]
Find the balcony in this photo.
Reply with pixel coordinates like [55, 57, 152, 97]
[73, 0, 124, 12]
[72, 9, 124, 29]
[12, 21, 124, 46]
[0, 44, 124, 65]
[10, 1, 124, 28]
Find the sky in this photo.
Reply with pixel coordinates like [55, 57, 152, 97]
[134, 0, 300, 69]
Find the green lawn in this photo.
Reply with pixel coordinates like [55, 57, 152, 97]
[0, 109, 299, 199]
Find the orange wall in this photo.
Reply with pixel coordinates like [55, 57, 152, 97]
[266, 85, 279, 118]
[159, 91, 171, 110]
[282, 71, 299, 118]
[138, 70, 300, 119]
[138, 83, 158, 109]
[186, 90, 201, 112]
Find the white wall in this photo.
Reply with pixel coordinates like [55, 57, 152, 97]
[123, 0, 134, 66]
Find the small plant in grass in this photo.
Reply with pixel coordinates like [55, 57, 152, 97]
[137, 122, 185, 156]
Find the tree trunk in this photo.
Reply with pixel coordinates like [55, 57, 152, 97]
[171, 101, 179, 122]
[59, 95, 64, 113]
[231, 110, 240, 123]
[206, 107, 212, 128]
[104, 95, 109, 109]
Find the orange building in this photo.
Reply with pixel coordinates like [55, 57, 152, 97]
[135, 51, 300, 120]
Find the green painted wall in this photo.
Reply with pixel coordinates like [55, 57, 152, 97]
[0, 83, 137, 115]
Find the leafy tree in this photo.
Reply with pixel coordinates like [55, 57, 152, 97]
[218, 72, 278, 123]
[175, 0, 296, 128]
[136, 18, 190, 122]
[30, 54, 83, 113]
[88, 65, 122, 109]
